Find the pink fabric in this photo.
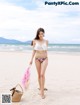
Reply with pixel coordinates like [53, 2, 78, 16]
[22, 66, 31, 89]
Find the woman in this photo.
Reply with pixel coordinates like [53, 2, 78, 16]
[29, 28, 48, 99]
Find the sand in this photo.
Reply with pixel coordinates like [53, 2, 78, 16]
[0, 51, 80, 105]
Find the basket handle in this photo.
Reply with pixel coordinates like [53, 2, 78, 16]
[15, 84, 23, 93]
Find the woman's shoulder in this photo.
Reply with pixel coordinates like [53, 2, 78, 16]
[44, 39, 48, 46]
[33, 39, 38, 45]
[44, 39, 48, 43]
[33, 39, 36, 43]
[44, 39, 48, 41]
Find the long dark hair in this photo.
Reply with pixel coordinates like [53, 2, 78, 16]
[31, 28, 45, 46]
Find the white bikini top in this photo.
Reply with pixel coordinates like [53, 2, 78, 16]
[34, 40, 48, 51]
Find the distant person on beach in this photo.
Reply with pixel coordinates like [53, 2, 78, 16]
[30, 28, 48, 99]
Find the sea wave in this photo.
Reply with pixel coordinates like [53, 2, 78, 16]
[0, 44, 80, 52]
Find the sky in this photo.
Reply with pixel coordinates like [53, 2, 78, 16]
[0, 0, 80, 43]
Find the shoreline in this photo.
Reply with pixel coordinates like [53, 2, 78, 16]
[0, 50, 80, 55]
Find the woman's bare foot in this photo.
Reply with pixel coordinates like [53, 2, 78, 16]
[41, 94, 45, 99]
[38, 92, 46, 99]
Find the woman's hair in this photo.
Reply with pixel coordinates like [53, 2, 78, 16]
[31, 28, 45, 46]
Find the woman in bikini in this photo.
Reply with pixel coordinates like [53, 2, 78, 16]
[29, 28, 48, 99]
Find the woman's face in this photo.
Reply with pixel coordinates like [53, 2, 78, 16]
[39, 31, 44, 40]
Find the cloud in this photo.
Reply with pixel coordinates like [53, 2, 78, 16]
[0, 0, 80, 43]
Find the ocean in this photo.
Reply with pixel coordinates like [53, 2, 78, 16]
[0, 43, 80, 53]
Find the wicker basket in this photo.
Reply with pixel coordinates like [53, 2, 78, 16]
[10, 84, 23, 102]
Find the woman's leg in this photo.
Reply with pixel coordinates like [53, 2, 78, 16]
[40, 58, 48, 98]
[35, 59, 41, 89]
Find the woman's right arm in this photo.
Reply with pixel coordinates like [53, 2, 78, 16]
[29, 40, 36, 65]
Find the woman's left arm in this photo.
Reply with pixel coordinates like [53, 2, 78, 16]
[46, 40, 48, 56]
[46, 40, 48, 46]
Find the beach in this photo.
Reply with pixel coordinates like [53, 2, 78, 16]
[0, 51, 80, 105]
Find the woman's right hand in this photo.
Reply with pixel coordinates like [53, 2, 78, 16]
[29, 60, 33, 65]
